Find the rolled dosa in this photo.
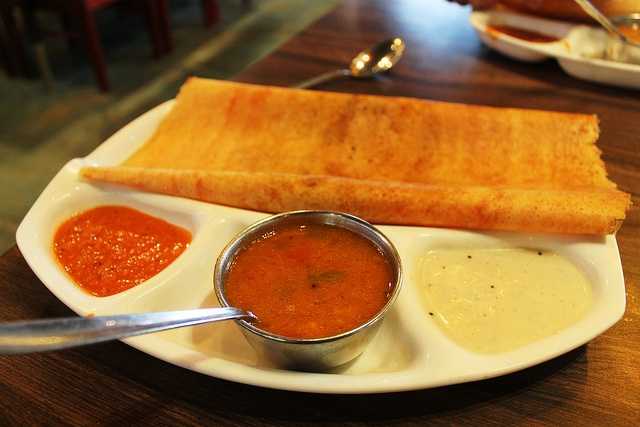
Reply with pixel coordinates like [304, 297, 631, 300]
[81, 78, 630, 235]
[82, 167, 628, 235]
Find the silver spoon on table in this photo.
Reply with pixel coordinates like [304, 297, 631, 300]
[293, 37, 406, 89]
[0, 307, 253, 354]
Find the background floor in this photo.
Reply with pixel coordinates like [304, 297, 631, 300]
[0, 0, 337, 253]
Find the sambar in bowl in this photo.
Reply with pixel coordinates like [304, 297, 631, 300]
[214, 210, 402, 371]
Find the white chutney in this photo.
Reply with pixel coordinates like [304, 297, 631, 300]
[419, 248, 593, 354]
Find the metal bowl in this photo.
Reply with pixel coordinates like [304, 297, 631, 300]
[213, 210, 402, 371]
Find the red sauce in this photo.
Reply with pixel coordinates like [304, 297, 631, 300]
[487, 24, 560, 43]
[225, 223, 394, 339]
[53, 206, 191, 297]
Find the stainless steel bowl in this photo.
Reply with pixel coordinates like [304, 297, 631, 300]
[214, 210, 402, 371]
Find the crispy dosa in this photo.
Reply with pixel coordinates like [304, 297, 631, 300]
[81, 78, 630, 234]
[82, 168, 627, 235]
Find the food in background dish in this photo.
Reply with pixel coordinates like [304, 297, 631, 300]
[486, 24, 560, 42]
[496, 0, 639, 23]
[53, 205, 191, 296]
[565, 24, 640, 65]
[81, 78, 630, 235]
[419, 248, 593, 353]
[224, 223, 394, 339]
[618, 24, 640, 43]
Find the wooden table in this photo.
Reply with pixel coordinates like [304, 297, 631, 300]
[1, 0, 638, 424]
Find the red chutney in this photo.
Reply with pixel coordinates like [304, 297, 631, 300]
[487, 25, 560, 43]
[225, 224, 394, 339]
[53, 206, 191, 297]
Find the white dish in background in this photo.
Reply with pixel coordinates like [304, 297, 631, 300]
[16, 102, 626, 394]
[470, 10, 640, 89]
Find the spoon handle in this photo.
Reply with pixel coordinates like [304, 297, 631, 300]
[293, 68, 350, 89]
[0, 307, 250, 355]
[572, 0, 627, 41]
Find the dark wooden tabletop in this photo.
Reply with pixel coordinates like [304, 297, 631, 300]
[1, 0, 638, 425]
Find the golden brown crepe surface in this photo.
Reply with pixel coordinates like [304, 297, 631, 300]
[82, 167, 629, 235]
[82, 77, 630, 235]
[124, 78, 609, 190]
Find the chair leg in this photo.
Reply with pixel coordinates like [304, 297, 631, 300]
[201, 0, 219, 28]
[59, 11, 80, 53]
[156, 0, 172, 53]
[33, 41, 54, 90]
[0, 4, 29, 77]
[0, 11, 15, 75]
[74, 1, 109, 91]
[143, 0, 164, 58]
[23, 0, 53, 84]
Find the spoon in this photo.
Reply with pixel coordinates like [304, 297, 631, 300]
[293, 37, 406, 89]
[0, 307, 253, 355]
[573, 0, 640, 47]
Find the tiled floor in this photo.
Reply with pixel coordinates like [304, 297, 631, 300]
[0, 0, 337, 253]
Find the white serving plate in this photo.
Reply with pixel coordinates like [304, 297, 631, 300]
[16, 101, 626, 394]
[470, 10, 640, 89]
